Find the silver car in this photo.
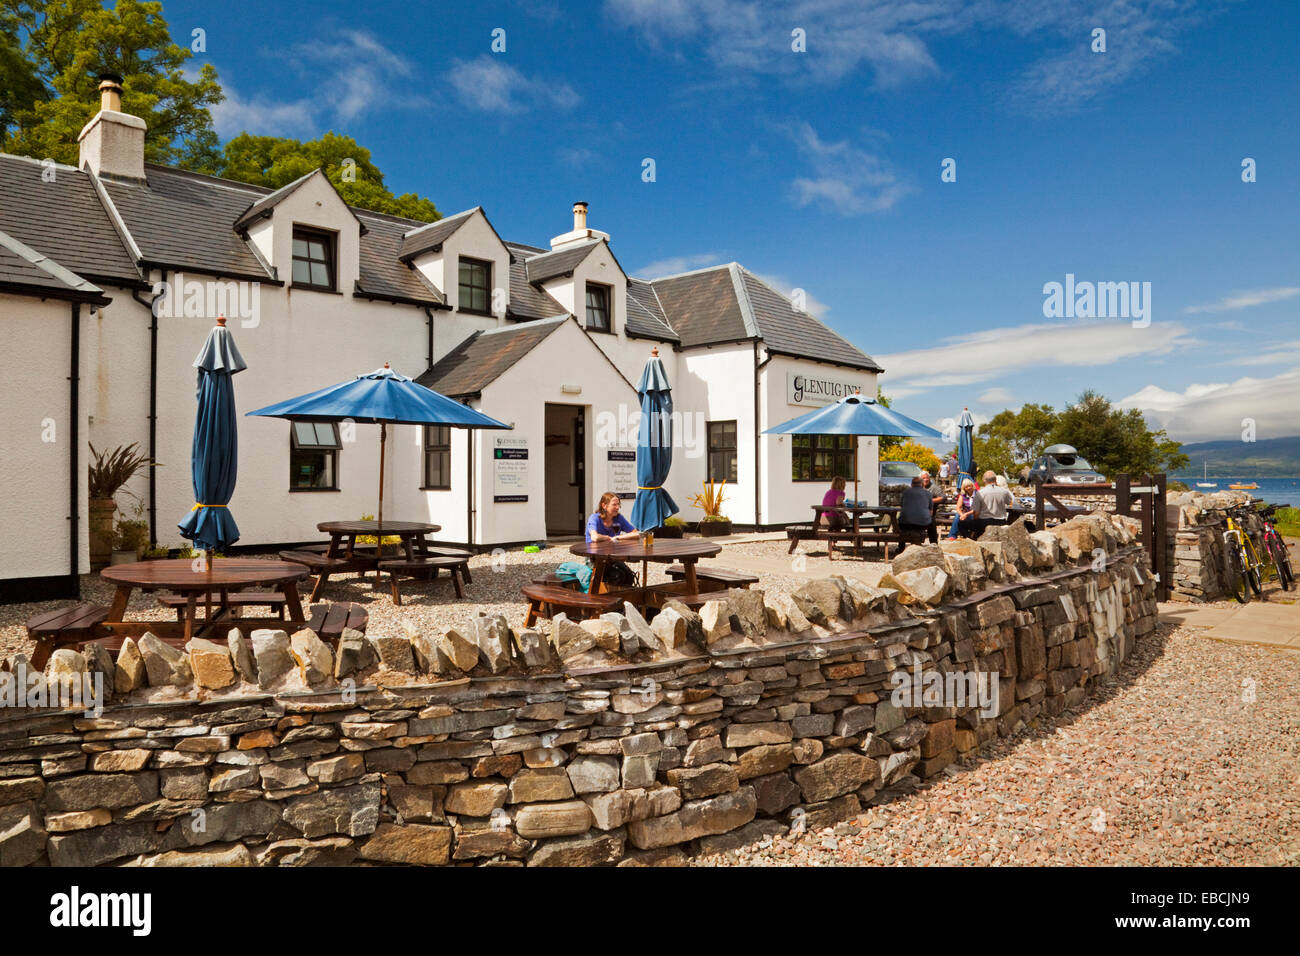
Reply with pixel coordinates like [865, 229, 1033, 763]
[879, 460, 923, 488]
[1026, 444, 1106, 484]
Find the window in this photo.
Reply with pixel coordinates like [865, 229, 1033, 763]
[585, 282, 611, 332]
[458, 257, 492, 314]
[791, 434, 857, 482]
[707, 420, 738, 483]
[423, 425, 451, 489]
[290, 421, 341, 490]
[292, 228, 336, 291]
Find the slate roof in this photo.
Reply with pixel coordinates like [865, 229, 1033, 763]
[504, 242, 569, 321]
[0, 229, 110, 302]
[416, 316, 568, 397]
[355, 211, 445, 305]
[232, 169, 318, 232]
[398, 207, 478, 261]
[103, 165, 272, 280]
[646, 262, 882, 372]
[626, 277, 679, 341]
[524, 240, 601, 284]
[0, 155, 141, 284]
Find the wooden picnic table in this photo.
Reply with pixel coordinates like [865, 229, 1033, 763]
[569, 538, 722, 597]
[317, 519, 442, 562]
[99, 558, 309, 644]
[811, 504, 911, 559]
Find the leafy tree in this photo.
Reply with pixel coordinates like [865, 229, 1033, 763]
[2, 0, 223, 171]
[221, 131, 440, 221]
[968, 433, 1017, 478]
[884, 439, 941, 474]
[1051, 390, 1189, 478]
[876, 386, 906, 457]
[979, 402, 1056, 467]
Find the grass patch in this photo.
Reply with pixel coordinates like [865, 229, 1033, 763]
[1274, 506, 1300, 539]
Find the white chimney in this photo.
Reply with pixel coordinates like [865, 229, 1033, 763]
[78, 74, 147, 182]
[550, 199, 610, 251]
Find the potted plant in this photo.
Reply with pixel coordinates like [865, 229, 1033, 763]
[356, 514, 402, 555]
[88, 443, 157, 570]
[656, 516, 686, 539]
[111, 504, 150, 564]
[691, 480, 732, 537]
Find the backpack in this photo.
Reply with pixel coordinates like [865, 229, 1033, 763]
[554, 561, 593, 593]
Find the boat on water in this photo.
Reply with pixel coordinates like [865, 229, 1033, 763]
[1229, 482, 1259, 490]
[1196, 462, 1216, 488]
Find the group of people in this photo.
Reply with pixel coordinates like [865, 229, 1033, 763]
[946, 470, 1014, 539]
[822, 467, 1016, 547]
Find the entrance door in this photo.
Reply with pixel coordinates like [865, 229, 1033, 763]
[544, 404, 585, 535]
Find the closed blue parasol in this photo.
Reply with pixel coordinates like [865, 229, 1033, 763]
[629, 348, 679, 531]
[247, 364, 509, 530]
[765, 390, 944, 504]
[956, 407, 975, 485]
[178, 316, 246, 553]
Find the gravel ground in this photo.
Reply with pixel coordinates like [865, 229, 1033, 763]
[693, 622, 1300, 867]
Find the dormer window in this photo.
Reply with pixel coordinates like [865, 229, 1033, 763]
[458, 257, 492, 314]
[585, 282, 611, 332]
[292, 227, 336, 291]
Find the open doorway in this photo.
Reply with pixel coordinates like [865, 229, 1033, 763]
[544, 403, 585, 535]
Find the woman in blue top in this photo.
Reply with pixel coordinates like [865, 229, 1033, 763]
[585, 492, 639, 587]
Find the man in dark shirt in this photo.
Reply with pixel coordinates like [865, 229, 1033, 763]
[920, 470, 945, 543]
[899, 477, 934, 550]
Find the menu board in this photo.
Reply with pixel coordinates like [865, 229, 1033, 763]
[493, 437, 528, 502]
[607, 448, 637, 500]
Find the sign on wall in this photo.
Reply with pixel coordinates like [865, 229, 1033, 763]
[607, 448, 637, 500]
[787, 371, 868, 407]
[493, 437, 528, 503]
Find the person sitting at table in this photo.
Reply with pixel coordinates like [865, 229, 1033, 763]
[950, 478, 981, 539]
[820, 476, 849, 531]
[585, 492, 639, 588]
[899, 476, 934, 549]
[920, 470, 945, 544]
[975, 470, 1014, 536]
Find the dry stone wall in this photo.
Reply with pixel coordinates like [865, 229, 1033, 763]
[1164, 490, 1264, 602]
[0, 513, 1159, 867]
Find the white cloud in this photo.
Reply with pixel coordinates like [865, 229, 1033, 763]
[1118, 369, 1300, 443]
[447, 56, 579, 113]
[1230, 339, 1300, 366]
[604, 0, 1214, 110]
[1184, 287, 1300, 314]
[876, 319, 1194, 394]
[209, 32, 422, 137]
[785, 122, 910, 215]
[635, 253, 724, 278]
[979, 387, 1013, 405]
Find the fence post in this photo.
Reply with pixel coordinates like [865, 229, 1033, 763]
[1139, 472, 1154, 573]
[1035, 481, 1045, 530]
[1154, 472, 1168, 600]
[1115, 473, 1130, 518]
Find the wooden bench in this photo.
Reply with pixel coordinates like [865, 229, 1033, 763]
[663, 565, 759, 590]
[786, 524, 816, 554]
[157, 591, 287, 621]
[300, 543, 474, 584]
[378, 556, 469, 604]
[532, 573, 580, 590]
[307, 602, 369, 642]
[279, 550, 376, 602]
[521, 584, 620, 627]
[25, 603, 110, 669]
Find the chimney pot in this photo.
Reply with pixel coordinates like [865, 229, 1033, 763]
[573, 201, 588, 232]
[98, 73, 124, 113]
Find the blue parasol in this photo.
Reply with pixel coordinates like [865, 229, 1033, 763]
[178, 316, 246, 553]
[629, 348, 679, 531]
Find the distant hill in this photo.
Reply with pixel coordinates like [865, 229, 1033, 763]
[1174, 436, 1300, 478]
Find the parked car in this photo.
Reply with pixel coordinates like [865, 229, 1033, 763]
[1025, 444, 1106, 484]
[879, 460, 923, 488]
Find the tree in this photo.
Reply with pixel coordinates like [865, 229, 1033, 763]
[221, 132, 440, 222]
[876, 386, 906, 457]
[1051, 390, 1189, 478]
[885, 439, 941, 474]
[2, 0, 223, 171]
[968, 433, 1017, 478]
[979, 402, 1056, 467]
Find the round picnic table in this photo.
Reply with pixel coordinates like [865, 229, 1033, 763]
[317, 520, 442, 561]
[570, 538, 722, 595]
[100, 558, 310, 643]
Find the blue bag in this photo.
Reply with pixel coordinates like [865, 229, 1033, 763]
[554, 561, 594, 593]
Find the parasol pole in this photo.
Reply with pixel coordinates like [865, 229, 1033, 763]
[378, 422, 386, 537]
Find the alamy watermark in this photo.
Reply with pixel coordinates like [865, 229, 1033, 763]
[594, 404, 705, 458]
[152, 273, 261, 328]
[1043, 274, 1150, 328]
[889, 660, 999, 718]
[1, 664, 104, 717]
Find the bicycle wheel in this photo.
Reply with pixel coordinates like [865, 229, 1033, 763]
[1268, 536, 1294, 591]
[1224, 546, 1250, 604]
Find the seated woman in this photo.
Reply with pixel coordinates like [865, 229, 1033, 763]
[585, 492, 639, 587]
[820, 475, 849, 531]
[953, 478, 981, 539]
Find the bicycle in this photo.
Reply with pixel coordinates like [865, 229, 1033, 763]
[1222, 507, 1264, 603]
[1258, 503, 1295, 592]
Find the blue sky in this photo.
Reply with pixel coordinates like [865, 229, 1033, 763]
[169, 0, 1298, 445]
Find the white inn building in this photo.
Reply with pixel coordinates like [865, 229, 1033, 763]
[0, 78, 884, 602]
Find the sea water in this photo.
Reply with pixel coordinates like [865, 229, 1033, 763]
[1181, 477, 1300, 509]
